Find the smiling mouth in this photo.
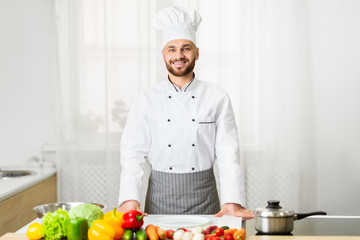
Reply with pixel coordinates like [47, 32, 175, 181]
[171, 60, 187, 68]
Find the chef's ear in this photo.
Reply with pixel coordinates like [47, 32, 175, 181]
[196, 47, 199, 60]
[161, 49, 165, 61]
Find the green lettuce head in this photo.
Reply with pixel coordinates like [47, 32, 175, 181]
[68, 203, 104, 227]
[42, 208, 69, 240]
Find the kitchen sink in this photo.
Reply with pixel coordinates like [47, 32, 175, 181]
[0, 170, 35, 179]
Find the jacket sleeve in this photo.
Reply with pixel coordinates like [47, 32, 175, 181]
[214, 92, 246, 207]
[118, 92, 151, 206]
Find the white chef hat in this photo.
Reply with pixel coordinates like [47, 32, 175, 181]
[152, 6, 202, 48]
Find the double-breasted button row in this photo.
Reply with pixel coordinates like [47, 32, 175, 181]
[169, 167, 196, 171]
[167, 93, 197, 171]
[168, 95, 195, 98]
[166, 119, 195, 122]
[167, 144, 195, 147]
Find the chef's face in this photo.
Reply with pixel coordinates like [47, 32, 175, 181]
[162, 39, 199, 77]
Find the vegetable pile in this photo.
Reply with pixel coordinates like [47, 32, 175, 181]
[26, 207, 246, 240]
[26, 204, 103, 240]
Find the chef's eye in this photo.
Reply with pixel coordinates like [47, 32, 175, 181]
[183, 47, 191, 51]
[168, 48, 176, 52]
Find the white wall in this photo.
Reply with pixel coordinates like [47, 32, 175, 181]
[0, 0, 359, 214]
[308, 0, 360, 214]
[0, 0, 56, 166]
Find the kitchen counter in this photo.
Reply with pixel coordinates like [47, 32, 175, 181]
[1, 215, 360, 239]
[246, 237, 360, 239]
[0, 166, 57, 202]
[2, 234, 359, 240]
[0, 166, 57, 235]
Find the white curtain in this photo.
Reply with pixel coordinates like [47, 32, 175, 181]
[54, 0, 311, 211]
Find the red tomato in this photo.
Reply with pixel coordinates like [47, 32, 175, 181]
[206, 235, 224, 240]
[215, 228, 224, 237]
[224, 235, 233, 240]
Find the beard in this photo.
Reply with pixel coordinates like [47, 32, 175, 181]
[165, 56, 196, 77]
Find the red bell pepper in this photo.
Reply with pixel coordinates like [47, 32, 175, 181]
[204, 226, 218, 235]
[122, 210, 145, 230]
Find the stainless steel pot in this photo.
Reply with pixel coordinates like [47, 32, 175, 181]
[254, 200, 327, 234]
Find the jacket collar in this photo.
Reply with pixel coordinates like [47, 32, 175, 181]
[167, 73, 198, 93]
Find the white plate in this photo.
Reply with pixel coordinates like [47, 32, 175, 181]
[151, 215, 210, 228]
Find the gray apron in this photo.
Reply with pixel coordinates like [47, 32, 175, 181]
[145, 167, 220, 214]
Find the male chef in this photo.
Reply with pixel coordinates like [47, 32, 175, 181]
[117, 6, 253, 219]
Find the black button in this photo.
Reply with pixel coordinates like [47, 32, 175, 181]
[192, 144, 195, 147]
[192, 119, 195, 122]
[192, 167, 195, 170]
[167, 119, 171, 122]
[192, 96, 195, 98]
[169, 167, 173, 170]
[169, 96, 172, 98]
[168, 144, 171, 147]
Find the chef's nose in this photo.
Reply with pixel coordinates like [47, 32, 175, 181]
[174, 50, 184, 59]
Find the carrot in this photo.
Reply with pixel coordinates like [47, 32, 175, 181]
[156, 226, 167, 240]
[146, 224, 159, 240]
[233, 228, 246, 240]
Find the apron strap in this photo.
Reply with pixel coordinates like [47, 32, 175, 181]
[145, 167, 220, 214]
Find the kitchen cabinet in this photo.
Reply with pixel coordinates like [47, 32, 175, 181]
[0, 174, 57, 236]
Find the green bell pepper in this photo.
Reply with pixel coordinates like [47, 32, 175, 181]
[65, 217, 88, 240]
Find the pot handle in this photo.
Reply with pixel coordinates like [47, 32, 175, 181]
[295, 211, 327, 220]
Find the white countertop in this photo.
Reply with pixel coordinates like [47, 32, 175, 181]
[0, 166, 57, 202]
[16, 214, 244, 233]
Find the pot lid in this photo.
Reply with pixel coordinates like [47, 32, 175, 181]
[254, 200, 295, 217]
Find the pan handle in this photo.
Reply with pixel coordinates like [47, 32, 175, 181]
[295, 211, 327, 220]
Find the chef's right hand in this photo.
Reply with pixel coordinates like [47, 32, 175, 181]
[117, 200, 147, 215]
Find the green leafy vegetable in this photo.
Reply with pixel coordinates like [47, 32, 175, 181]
[68, 203, 104, 227]
[42, 208, 69, 240]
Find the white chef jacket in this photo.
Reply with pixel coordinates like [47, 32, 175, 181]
[118, 76, 246, 207]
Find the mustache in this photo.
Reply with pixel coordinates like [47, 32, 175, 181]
[170, 57, 188, 62]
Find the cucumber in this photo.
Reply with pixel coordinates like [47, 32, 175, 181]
[123, 229, 134, 240]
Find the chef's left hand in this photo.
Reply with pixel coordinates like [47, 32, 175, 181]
[214, 203, 254, 220]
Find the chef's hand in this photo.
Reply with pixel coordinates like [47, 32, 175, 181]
[117, 200, 147, 215]
[214, 203, 254, 220]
